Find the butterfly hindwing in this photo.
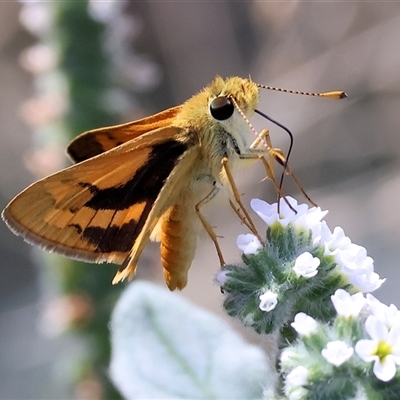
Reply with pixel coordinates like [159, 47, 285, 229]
[67, 106, 182, 163]
[112, 140, 202, 284]
[2, 126, 193, 265]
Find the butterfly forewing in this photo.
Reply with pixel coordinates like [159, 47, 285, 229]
[2, 126, 191, 265]
[67, 106, 182, 163]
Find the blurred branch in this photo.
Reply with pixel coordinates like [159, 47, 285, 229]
[17, 1, 157, 397]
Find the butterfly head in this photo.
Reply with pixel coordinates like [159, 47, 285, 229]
[207, 76, 259, 122]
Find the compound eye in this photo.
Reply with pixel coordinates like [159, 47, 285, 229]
[209, 96, 234, 120]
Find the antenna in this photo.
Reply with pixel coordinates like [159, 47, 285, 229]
[256, 83, 347, 100]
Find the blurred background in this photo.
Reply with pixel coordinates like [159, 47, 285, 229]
[1, 1, 400, 398]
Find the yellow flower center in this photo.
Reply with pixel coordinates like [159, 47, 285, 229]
[375, 341, 392, 362]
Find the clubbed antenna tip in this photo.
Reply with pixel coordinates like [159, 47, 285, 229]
[319, 90, 348, 100]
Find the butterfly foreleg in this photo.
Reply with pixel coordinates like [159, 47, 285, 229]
[253, 129, 316, 207]
[248, 129, 284, 188]
[245, 129, 302, 212]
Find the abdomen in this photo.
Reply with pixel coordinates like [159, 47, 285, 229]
[160, 187, 201, 290]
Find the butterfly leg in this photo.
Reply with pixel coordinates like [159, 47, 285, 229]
[270, 152, 317, 206]
[256, 129, 317, 207]
[195, 185, 225, 266]
[237, 128, 285, 202]
[247, 129, 316, 209]
[221, 157, 263, 243]
[247, 129, 287, 197]
[240, 130, 294, 212]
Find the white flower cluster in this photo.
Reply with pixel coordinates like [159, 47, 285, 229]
[322, 226, 384, 293]
[222, 196, 398, 398]
[236, 197, 385, 305]
[251, 197, 328, 230]
[284, 289, 400, 391]
[355, 293, 400, 382]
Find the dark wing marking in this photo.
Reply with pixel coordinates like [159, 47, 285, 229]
[2, 127, 188, 264]
[67, 105, 182, 163]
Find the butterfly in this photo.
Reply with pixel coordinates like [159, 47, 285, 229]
[2, 76, 346, 290]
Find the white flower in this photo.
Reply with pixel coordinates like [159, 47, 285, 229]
[293, 206, 329, 239]
[321, 340, 354, 367]
[342, 254, 385, 293]
[20, 44, 58, 75]
[331, 289, 366, 318]
[348, 270, 385, 293]
[259, 290, 278, 312]
[236, 233, 262, 255]
[331, 240, 385, 293]
[286, 365, 309, 386]
[355, 315, 400, 381]
[291, 313, 318, 336]
[336, 243, 368, 272]
[312, 220, 332, 247]
[323, 226, 352, 256]
[293, 252, 320, 278]
[280, 348, 298, 366]
[250, 197, 306, 227]
[284, 366, 309, 400]
[19, 2, 52, 36]
[250, 197, 328, 243]
[320, 226, 385, 293]
[366, 294, 400, 329]
[214, 269, 229, 286]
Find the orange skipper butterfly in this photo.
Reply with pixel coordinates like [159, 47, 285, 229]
[2, 76, 345, 290]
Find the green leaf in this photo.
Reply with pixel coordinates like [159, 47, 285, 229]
[110, 281, 271, 399]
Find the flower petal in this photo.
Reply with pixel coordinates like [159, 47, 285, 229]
[355, 339, 379, 362]
[373, 355, 397, 382]
[291, 313, 318, 336]
[321, 340, 354, 367]
[286, 365, 309, 386]
[365, 316, 388, 341]
[331, 289, 366, 318]
[236, 233, 262, 255]
[259, 290, 278, 312]
[293, 252, 320, 278]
